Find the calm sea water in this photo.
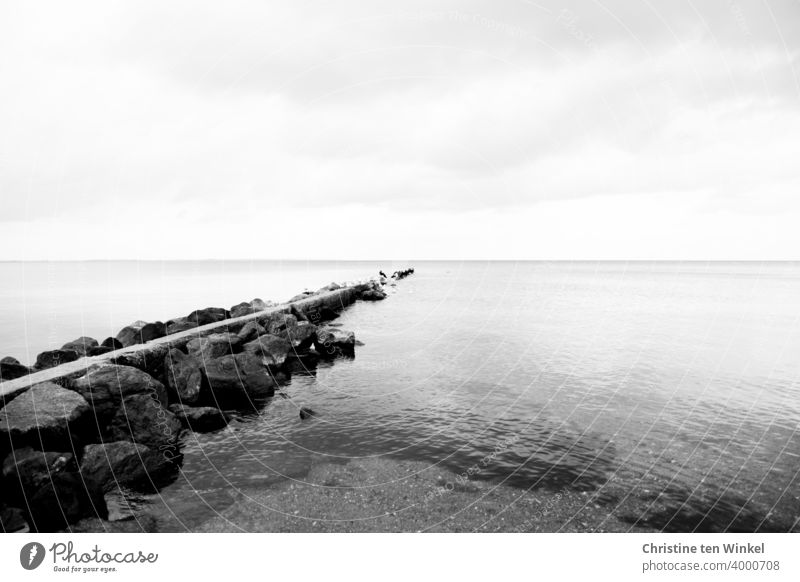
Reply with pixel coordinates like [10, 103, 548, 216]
[2, 261, 799, 531]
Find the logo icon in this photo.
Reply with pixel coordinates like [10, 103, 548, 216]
[20, 542, 46, 570]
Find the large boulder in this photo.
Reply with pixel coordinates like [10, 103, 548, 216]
[168, 404, 228, 433]
[101, 337, 124, 350]
[71, 365, 169, 425]
[230, 298, 275, 318]
[237, 321, 266, 343]
[165, 317, 199, 335]
[80, 441, 176, 493]
[34, 349, 80, 370]
[0, 359, 30, 382]
[61, 337, 99, 357]
[202, 353, 276, 406]
[107, 393, 182, 449]
[0, 506, 28, 532]
[186, 333, 240, 360]
[314, 328, 356, 358]
[266, 312, 298, 336]
[86, 345, 114, 357]
[187, 307, 228, 327]
[282, 321, 317, 349]
[2, 447, 76, 499]
[139, 322, 167, 343]
[242, 334, 291, 367]
[164, 349, 203, 405]
[0, 383, 91, 450]
[27, 472, 106, 532]
[115, 320, 149, 348]
[360, 289, 387, 301]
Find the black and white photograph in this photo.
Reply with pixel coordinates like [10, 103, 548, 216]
[0, 0, 798, 579]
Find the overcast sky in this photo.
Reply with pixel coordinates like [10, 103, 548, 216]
[1, 0, 798, 260]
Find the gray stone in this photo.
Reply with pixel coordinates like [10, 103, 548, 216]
[2, 447, 75, 495]
[107, 393, 182, 449]
[202, 353, 276, 405]
[168, 404, 228, 433]
[61, 337, 99, 357]
[34, 349, 80, 370]
[314, 327, 356, 358]
[186, 333, 240, 360]
[164, 349, 203, 405]
[71, 365, 168, 425]
[242, 334, 291, 367]
[0, 383, 91, 450]
[80, 441, 175, 492]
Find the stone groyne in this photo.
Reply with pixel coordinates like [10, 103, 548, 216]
[0, 274, 401, 532]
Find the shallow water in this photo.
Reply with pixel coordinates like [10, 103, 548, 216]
[3, 261, 799, 531]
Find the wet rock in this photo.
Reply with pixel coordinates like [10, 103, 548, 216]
[285, 350, 320, 376]
[299, 407, 316, 420]
[168, 404, 228, 433]
[290, 304, 310, 322]
[0, 383, 91, 450]
[101, 337, 124, 350]
[237, 321, 266, 344]
[0, 506, 29, 532]
[282, 321, 317, 349]
[27, 472, 106, 532]
[187, 307, 228, 327]
[186, 333, 240, 360]
[242, 334, 291, 367]
[61, 337, 99, 357]
[107, 393, 182, 449]
[314, 328, 356, 358]
[202, 353, 276, 406]
[2, 447, 76, 498]
[0, 360, 30, 382]
[164, 349, 203, 405]
[34, 349, 80, 370]
[80, 441, 176, 493]
[266, 313, 298, 336]
[104, 488, 136, 522]
[71, 365, 168, 425]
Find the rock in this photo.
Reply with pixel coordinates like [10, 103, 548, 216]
[0, 383, 91, 450]
[288, 291, 315, 303]
[101, 337, 123, 350]
[139, 322, 167, 343]
[202, 353, 276, 405]
[187, 307, 228, 327]
[107, 393, 182, 449]
[0, 360, 30, 382]
[242, 334, 291, 367]
[104, 489, 136, 522]
[0, 506, 29, 532]
[168, 404, 228, 433]
[61, 337, 99, 357]
[229, 299, 273, 319]
[164, 349, 203, 405]
[28, 472, 106, 531]
[111, 343, 170, 380]
[86, 345, 114, 357]
[165, 317, 199, 335]
[282, 321, 317, 349]
[237, 321, 266, 343]
[360, 289, 387, 301]
[71, 365, 168, 425]
[115, 320, 149, 348]
[34, 349, 80, 370]
[266, 312, 298, 336]
[2, 447, 76, 497]
[186, 333, 240, 360]
[1, 356, 21, 365]
[290, 304, 310, 322]
[285, 350, 320, 376]
[299, 407, 316, 420]
[80, 441, 176, 493]
[314, 328, 356, 358]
